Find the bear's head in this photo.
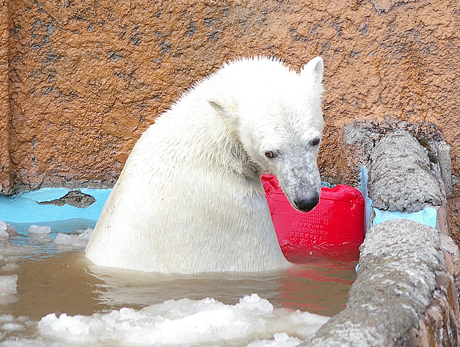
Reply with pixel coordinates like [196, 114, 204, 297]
[209, 56, 324, 212]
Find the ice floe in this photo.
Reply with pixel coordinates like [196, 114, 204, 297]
[27, 225, 51, 234]
[38, 294, 328, 346]
[53, 228, 93, 249]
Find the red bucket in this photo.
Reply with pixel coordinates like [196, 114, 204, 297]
[262, 175, 364, 262]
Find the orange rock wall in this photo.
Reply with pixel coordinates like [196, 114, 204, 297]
[0, 0, 11, 193]
[1, 0, 459, 193]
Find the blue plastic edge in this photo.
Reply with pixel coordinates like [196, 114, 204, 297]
[373, 206, 438, 229]
[0, 188, 112, 224]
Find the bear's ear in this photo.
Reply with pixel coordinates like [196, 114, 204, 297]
[209, 100, 232, 120]
[300, 56, 324, 84]
[209, 99, 240, 133]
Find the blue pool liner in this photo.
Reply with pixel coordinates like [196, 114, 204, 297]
[359, 166, 371, 235]
[0, 169, 438, 231]
[359, 166, 437, 229]
[0, 188, 111, 224]
[372, 206, 438, 229]
[1, 180, 336, 225]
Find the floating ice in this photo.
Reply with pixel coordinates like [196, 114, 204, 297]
[0, 315, 36, 345]
[0, 275, 18, 305]
[248, 333, 302, 347]
[27, 225, 51, 234]
[0, 221, 16, 238]
[53, 228, 93, 249]
[38, 294, 328, 346]
[0, 221, 7, 238]
[0, 275, 17, 295]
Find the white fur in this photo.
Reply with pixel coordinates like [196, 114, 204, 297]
[85, 57, 324, 273]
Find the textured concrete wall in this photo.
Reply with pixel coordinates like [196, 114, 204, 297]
[0, 0, 459, 193]
[0, 0, 11, 194]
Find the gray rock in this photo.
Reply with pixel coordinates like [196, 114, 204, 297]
[435, 140, 452, 196]
[37, 189, 96, 208]
[304, 219, 441, 346]
[368, 130, 444, 212]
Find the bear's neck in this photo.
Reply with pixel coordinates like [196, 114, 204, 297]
[143, 105, 262, 184]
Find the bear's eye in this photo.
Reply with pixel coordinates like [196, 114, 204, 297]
[310, 138, 321, 146]
[265, 151, 276, 159]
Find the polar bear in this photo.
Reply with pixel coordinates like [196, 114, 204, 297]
[85, 56, 324, 273]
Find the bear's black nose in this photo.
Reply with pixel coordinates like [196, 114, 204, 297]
[294, 196, 319, 212]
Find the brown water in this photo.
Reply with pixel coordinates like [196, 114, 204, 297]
[0, 222, 357, 345]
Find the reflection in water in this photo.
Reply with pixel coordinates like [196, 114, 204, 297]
[7, 251, 355, 320]
[0, 220, 357, 346]
[88, 255, 356, 317]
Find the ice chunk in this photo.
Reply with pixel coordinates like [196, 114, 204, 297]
[0, 315, 35, 346]
[0, 221, 16, 238]
[0, 315, 15, 323]
[0, 276, 18, 305]
[38, 294, 329, 346]
[53, 228, 93, 249]
[248, 333, 302, 347]
[0, 276, 17, 295]
[28, 225, 52, 243]
[1, 322, 25, 331]
[6, 225, 16, 236]
[27, 225, 51, 234]
[0, 221, 7, 238]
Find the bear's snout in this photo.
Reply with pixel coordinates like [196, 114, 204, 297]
[294, 195, 319, 212]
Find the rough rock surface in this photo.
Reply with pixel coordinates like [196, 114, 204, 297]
[0, 0, 10, 194]
[369, 131, 444, 212]
[37, 190, 96, 208]
[304, 219, 442, 346]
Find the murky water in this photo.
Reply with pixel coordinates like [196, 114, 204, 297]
[0, 220, 357, 346]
